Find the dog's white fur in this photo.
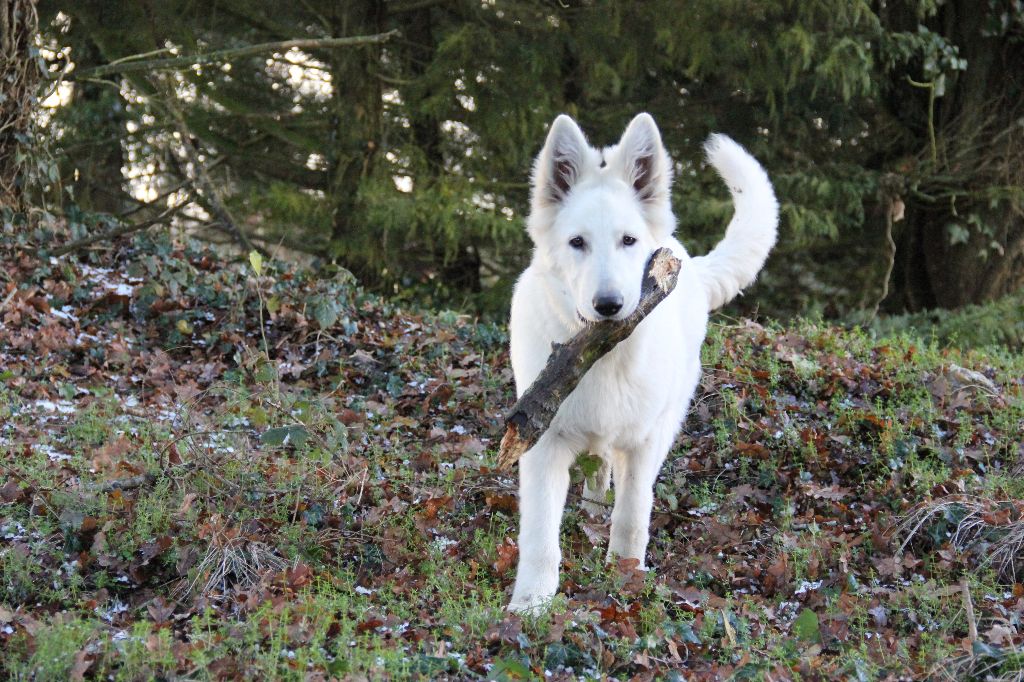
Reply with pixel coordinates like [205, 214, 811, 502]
[507, 113, 778, 612]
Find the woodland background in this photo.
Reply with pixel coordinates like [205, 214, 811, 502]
[3, 0, 1021, 328]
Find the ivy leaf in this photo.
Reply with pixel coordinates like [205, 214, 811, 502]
[577, 453, 604, 490]
[253, 358, 276, 384]
[488, 656, 532, 680]
[793, 608, 821, 643]
[261, 425, 309, 447]
[946, 223, 970, 246]
[310, 295, 340, 329]
[249, 250, 263, 276]
[972, 639, 1004, 660]
[386, 373, 405, 398]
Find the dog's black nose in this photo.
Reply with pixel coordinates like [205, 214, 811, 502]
[593, 294, 623, 318]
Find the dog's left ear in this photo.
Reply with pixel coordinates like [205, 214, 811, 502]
[532, 114, 591, 208]
[617, 113, 672, 204]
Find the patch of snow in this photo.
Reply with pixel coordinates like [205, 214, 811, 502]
[33, 399, 76, 414]
[96, 599, 129, 623]
[2, 521, 28, 541]
[431, 536, 458, 551]
[78, 264, 137, 298]
[688, 503, 719, 517]
[156, 409, 181, 424]
[51, 305, 78, 322]
[38, 444, 72, 462]
[794, 579, 823, 595]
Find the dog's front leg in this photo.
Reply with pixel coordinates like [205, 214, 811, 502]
[608, 435, 672, 565]
[508, 433, 575, 613]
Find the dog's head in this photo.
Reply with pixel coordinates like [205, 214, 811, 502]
[527, 113, 676, 323]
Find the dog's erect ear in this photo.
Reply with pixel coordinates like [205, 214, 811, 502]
[617, 113, 671, 203]
[533, 114, 590, 206]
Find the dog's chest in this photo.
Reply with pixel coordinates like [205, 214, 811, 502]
[555, 319, 702, 447]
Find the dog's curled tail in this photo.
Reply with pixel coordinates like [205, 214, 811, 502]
[692, 134, 779, 311]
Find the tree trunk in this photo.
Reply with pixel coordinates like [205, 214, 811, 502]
[891, 0, 1024, 311]
[64, 38, 131, 215]
[327, 1, 384, 251]
[0, 0, 39, 214]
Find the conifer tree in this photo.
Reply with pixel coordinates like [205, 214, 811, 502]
[35, 0, 1024, 315]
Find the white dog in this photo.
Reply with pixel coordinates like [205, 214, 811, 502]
[507, 113, 778, 613]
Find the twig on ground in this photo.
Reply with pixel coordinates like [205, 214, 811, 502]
[962, 577, 978, 644]
[0, 287, 17, 314]
[90, 472, 159, 493]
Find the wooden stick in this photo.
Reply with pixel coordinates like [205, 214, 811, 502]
[497, 247, 681, 470]
[961, 576, 978, 644]
[90, 472, 157, 493]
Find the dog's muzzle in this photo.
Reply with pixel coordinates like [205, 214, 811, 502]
[592, 293, 623, 318]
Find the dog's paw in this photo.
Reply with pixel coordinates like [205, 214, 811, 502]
[507, 592, 554, 616]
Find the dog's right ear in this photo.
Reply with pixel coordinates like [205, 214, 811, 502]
[532, 115, 590, 207]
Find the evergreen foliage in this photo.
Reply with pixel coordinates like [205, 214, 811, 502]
[33, 0, 1024, 316]
[873, 286, 1024, 350]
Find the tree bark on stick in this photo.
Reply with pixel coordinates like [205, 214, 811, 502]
[497, 247, 681, 470]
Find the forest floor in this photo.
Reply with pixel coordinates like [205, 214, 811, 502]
[3, 234, 1024, 680]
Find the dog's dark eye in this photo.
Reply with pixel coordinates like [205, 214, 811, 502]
[622, 235, 637, 246]
[569, 236, 586, 250]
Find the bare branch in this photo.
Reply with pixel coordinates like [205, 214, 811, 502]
[48, 199, 192, 258]
[120, 157, 225, 218]
[65, 30, 400, 81]
[386, 0, 449, 14]
[159, 89, 259, 255]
